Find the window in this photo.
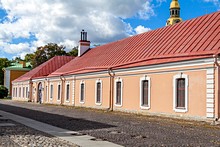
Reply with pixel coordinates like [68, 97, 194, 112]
[23, 87, 25, 98]
[19, 87, 21, 97]
[12, 88, 15, 97]
[26, 87, 28, 98]
[176, 78, 185, 108]
[46, 86, 48, 100]
[80, 81, 85, 103]
[66, 84, 70, 102]
[173, 74, 188, 112]
[16, 88, 17, 97]
[57, 84, 61, 101]
[140, 76, 151, 109]
[50, 84, 53, 99]
[115, 78, 123, 106]
[95, 80, 102, 105]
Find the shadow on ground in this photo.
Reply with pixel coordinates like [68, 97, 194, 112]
[0, 103, 115, 131]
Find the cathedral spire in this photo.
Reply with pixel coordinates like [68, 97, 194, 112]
[166, 0, 182, 26]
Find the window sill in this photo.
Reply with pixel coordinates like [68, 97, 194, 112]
[140, 105, 150, 110]
[174, 108, 187, 113]
[95, 102, 102, 106]
[80, 101, 85, 104]
[114, 103, 122, 107]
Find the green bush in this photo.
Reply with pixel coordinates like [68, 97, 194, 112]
[0, 85, 8, 99]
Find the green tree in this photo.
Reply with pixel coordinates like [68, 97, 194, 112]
[0, 58, 11, 85]
[32, 43, 67, 68]
[11, 57, 23, 63]
[0, 85, 8, 98]
[24, 53, 34, 62]
[67, 46, 78, 57]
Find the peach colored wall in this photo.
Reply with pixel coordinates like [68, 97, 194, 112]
[47, 81, 60, 105]
[13, 62, 218, 120]
[74, 76, 110, 109]
[62, 80, 73, 106]
[114, 70, 207, 118]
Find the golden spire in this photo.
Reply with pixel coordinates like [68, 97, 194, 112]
[166, 0, 182, 26]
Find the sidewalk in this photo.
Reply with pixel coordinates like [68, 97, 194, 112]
[0, 110, 122, 147]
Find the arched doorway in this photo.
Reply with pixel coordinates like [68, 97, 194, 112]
[37, 82, 43, 104]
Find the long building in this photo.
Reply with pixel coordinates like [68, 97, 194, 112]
[12, 0, 220, 121]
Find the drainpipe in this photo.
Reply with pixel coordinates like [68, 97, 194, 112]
[214, 54, 219, 121]
[60, 75, 66, 105]
[107, 68, 115, 111]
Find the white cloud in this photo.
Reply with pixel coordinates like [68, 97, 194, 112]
[0, 0, 157, 58]
[203, 0, 220, 9]
[0, 42, 30, 54]
[135, 25, 151, 34]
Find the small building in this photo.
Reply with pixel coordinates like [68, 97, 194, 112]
[12, 56, 74, 102]
[3, 61, 32, 97]
[12, 1, 220, 121]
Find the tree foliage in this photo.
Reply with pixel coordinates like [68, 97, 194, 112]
[24, 53, 34, 62]
[0, 85, 8, 98]
[0, 58, 11, 85]
[67, 46, 78, 56]
[11, 57, 23, 63]
[31, 43, 67, 68]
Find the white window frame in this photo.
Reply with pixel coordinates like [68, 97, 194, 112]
[173, 73, 188, 113]
[79, 81, 85, 104]
[50, 83, 53, 100]
[140, 76, 151, 110]
[57, 83, 61, 101]
[95, 79, 102, 105]
[114, 78, 123, 107]
[65, 82, 70, 103]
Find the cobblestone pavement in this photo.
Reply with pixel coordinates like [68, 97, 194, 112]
[0, 118, 78, 147]
[0, 100, 220, 146]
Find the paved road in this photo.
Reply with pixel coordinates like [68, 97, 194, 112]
[0, 100, 220, 146]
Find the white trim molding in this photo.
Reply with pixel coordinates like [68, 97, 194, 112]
[79, 81, 85, 104]
[140, 76, 151, 110]
[95, 79, 102, 106]
[206, 68, 215, 118]
[72, 79, 75, 105]
[173, 73, 188, 113]
[114, 77, 123, 107]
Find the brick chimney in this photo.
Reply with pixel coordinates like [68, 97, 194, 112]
[78, 30, 90, 56]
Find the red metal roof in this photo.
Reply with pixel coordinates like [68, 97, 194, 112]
[13, 56, 74, 82]
[49, 11, 220, 76]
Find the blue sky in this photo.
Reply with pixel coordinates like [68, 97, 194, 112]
[0, 0, 219, 60]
